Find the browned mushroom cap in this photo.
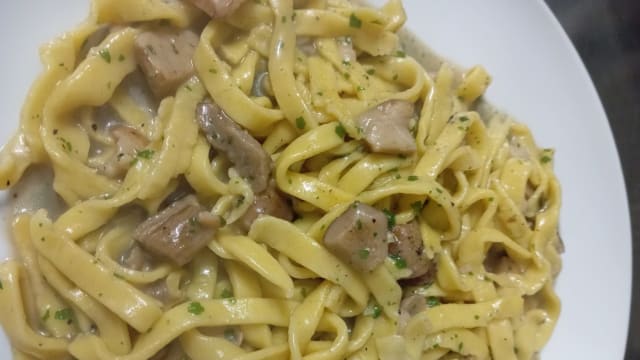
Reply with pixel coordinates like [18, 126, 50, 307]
[355, 100, 417, 155]
[186, 0, 248, 18]
[196, 102, 272, 193]
[389, 221, 433, 279]
[133, 195, 220, 266]
[134, 28, 199, 98]
[323, 202, 389, 273]
[235, 183, 293, 232]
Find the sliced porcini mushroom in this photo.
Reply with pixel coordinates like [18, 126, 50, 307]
[100, 125, 149, 178]
[186, 0, 248, 18]
[134, 28, 199, 98]
[133, 195, 221, 266]
[196, 101, 272, 193]
[235, 183, 293, 232]
[355, 99, 417, 155]
[323, 202, 388, 272]
[397, 294, 427, 331]
[389, 220, 433, 279]
[119, 244, 155, 271]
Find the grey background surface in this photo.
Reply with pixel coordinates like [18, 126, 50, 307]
[545, 0, 639, 358]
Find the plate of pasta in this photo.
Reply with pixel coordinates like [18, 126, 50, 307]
[0, 0, 631, 359]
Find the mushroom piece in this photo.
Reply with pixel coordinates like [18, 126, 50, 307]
[389, 220, 433, 279]
[323, 202, 388, 272]
[133, 195, 221, 266]
[397, 294, 427, 332]
[196, 101, 272, 193]
[134, 28, 199, 98]
[186, 0, 248, 18]
[355, 100, 417, 155]
[235, 183, 294, 232]
[100, 125, 149, 178]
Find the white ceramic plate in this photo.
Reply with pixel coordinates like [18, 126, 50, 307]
[0, 1, 632, 359]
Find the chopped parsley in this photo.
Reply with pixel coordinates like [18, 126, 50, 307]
[474, 314, 480, 320]
[335, 123, 347, 139]
[220, 288, 233, 299]
[366, 68, 376, 75]
[358, 248, 370, 259]
[458, 342, 464, 352]
[365, 303, 382, 318]
[136, 149, 155, 160]
[408, 175, 419, 181]
[98, 49, 111, 63]
[395, 50, 406, 58]
[118, 54, 125, 62]
[356, 219, 363, 230]
[540, 155, 552, 163]
[0, 280, 3, 289]
[389, 254, 407, 269]
[187, 301, 204, 315]
[459, 116, 469, 122]
[54, 308, 73, 321]
[382, 209, 396, 229]
[349, 13, 362, 28]
[410, 201, 423, 215]
[426, 296, 441, 308]
[58, 137, 73, 153]
[295, 116, 306, 129]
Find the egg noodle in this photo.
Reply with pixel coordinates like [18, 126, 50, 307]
[0, 0, 563, 359]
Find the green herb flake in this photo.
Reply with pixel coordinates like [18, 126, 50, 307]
[474, 314, 480, 320]
[426, 296, 441, 308]
[382, 209, 396, 229]
[342, 60, 351, 66]
[220, 288, 233, 299]
[459, 116, 469, 122]
[0, 280, 3, 289]
[366, 68, 376, 75]
[187, 301, 205, 315]
[98, 49, 111, 63]
[209, 68, 217, 74]
[356, 85, 365, 92]
[389, 254, 407, 269]
[136, 149, 155, 160]
[295, 116, 306, 129]
[58, 137, 73, 153]
[54, 308, 73, 321]
[458, 342, 464, 352]
[224, 328, 236, 342]
[281, 15, 287, 23]
[42, 308, 50, 322]
[365, 303, 382, 318]
[358, 248, 370, 259]
[356, 219, 363, 230]
[118, 54, 125, 62]
[410, 201, 423, 215]
[407, 175, 419, 181]
[349, 13, 362, 28]
[395, 50, 406, 58]
[335, 123, 347, 138]
[540, 155, 552, 164]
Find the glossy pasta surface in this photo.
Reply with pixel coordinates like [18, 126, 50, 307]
[0, 0, 563, 359]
